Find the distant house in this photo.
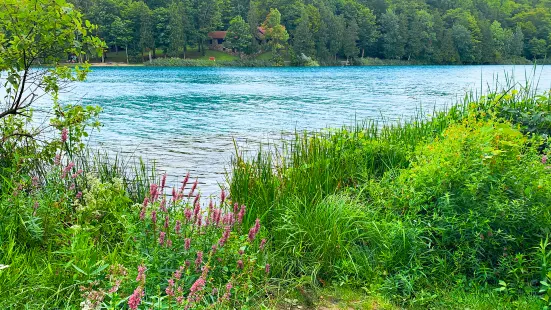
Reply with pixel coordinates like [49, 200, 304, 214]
[207, 28, 267, 51]
[207, 31, 227, 51]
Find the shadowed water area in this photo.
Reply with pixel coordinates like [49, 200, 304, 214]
[50, 66, 551, 196]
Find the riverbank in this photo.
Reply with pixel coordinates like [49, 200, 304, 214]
[2, 75, 551, 308]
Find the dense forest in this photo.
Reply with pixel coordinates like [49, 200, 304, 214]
[70, 0, 550, 64]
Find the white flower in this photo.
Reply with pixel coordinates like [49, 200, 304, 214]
[0, 264, 9, 270]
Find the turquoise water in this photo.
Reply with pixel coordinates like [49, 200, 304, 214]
[55, 66, 551, 195]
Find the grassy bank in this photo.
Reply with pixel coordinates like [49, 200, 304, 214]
[2, 76, 551, 308]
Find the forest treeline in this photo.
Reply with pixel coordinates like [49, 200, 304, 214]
[70, 0, 551, 64]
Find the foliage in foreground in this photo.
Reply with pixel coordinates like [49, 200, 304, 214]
[230, 85, 551, 307]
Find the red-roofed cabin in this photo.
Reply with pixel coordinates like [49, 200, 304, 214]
[208, 31, 227, 46]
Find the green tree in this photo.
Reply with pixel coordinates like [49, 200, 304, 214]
[168, 2, 187, 58]
[263, 8, 290, 64]
[529, 37, 547, 59]
[509, 26, 525, 57]
[0, 0, 103, 120]
[225, 16, 253, 57]
[292, 10, 315, 57]
[110, 17, 133, 63]
[342, 19, 359, 61]
[452, 23, 474, 63]
[355, 6, 379, 58]
[380, 10, 405, 59]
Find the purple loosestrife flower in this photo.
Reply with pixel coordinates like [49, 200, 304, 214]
[222, 281, 232, 301]
[260, 238, 267, 250]
[185, 238, 191, 250]
[172, 187, 177, 203]
[136, 265, 147, 283]
[265, 263, 270, 274]
[193, 202, 201, 222]
[233, 203, 239, 214]
[175, 220, 182, 234]
[150, 183, 158, 201]
[161, 173, 167, 189]
[248, 218, 261, 242]
[71, 169, 83, 179]
[220, 190, 226, 205]
[167, 239, 173, 247]
[211, 244, 218, 254]
[61, 128, 68, 143]
[193, 193, 201, 206]
[164, 215, 170, 230]
[76, 191, 82, 199]
[218, 225, 231, 248]
[238, 205, 246, 224]
[151, 210, 157, 224]
[543, 155, 548, 164]
[139, 207, 146, 221]
[143, 197, 149, 208]
[213, 209, 222, 226]
[69, 183, 75, 191]
[237, 260, 244, 269]
[128, 287, 143, 310]
[184, 208, 192, 222]
[159, 231, 166, 245]
[195, 251, 203, 271]
[62, 162, 75, 179]
[188, 179, 198, 198]
[160, 198, 167, 212]
[166, 279, 175, 297]
[188, 277, 206, 302]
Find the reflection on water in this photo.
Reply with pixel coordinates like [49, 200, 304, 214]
[37, 66, 551, 196]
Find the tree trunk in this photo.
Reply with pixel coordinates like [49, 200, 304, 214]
[148, 50, 152, 63]
[115, 44, 118, 54]
[125, 45, 129, 64]
[101, 50, 105, 63]
[361, 48, 365, 58]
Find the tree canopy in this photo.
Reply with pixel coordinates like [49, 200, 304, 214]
[70, 0, 551, 64]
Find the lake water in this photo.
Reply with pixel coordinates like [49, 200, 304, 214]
[54, 66, 551, 196]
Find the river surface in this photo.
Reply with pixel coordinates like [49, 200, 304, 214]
[51, 66, 551, 196]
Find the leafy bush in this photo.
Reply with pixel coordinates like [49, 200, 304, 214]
[145, 57, 276, 67]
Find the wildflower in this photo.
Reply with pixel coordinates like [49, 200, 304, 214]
[195, 251, 203, 271]
[159, 231, 166, 245]
[151, 210, 157, 224]
[33, 201, 39, 216]
[143, 197, 149, 208]
[238, 205, 246, 224]
[193, 202, 201, 222]
[188, 179, 198, 198]
[265, 263, 270, 274]
[248, 218, 261, 242]
[222, 281, 232, 301]
[164, 215, 170, 230]
[174, 266, 184, 280]
[69, 183, 75, 191]
[220, 190, 226, 205]
[172, 187, 177, 203]
[184, 208, 192, 222]
[212, 288, 219, 296]
[160, 198, 167, 212]
[196, 216, 202, 228]
[211, 244, 217, 254]
[71, 169, 83, 179]
[185, 238, 191, 250]
[193, 193, 201, 206]
[237, 260, 244, 269]
[128, 287, 143, 310]
[150, 183, 158, 201]
[167, 239, 173, 247]
[139, 207, 146, 221]
[136, 264, 147, 283]
[543, 155, 548, 164]
[238, 249, 244, 256]
[189, 277, 206, 295]
[218, 225, 231, 248]
[166, 279, 175, 297]
[62, 162, 75, 179]
[175, 220, 181, 234]
[233, 203, 239, 214]
[260, 238, 267, 250]
[161, 173, 167, 189]
[76, 191, 82, 199]
[61, 128, 68, 143]
[54, 153, 61, 165]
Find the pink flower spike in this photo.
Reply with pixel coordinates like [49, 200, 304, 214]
[175, 220, 181, 234]
[76, 191, 82, 199]
[61, 128, 68, 143]
[159, 231, 166, 245]
[160, 198, 167, 212]
[128, 287, 143, 310]
[188, 179, 198, 198]
[195, 251, 203, 270]
[151, 210, 157, 224]
[543, 155, 548, 164]
[237, 260, 244, 269]
[238, 205, 246, 224]
[136, 264, 147, 283]
[150, 183, 158, 201]
[164, 215, 169, 230]
[265, 263, 270, 274]
[161, 173, 167, 189]
[260, 238, 267, 250]
[220, 190, 226, 204]
[185, 238, 191, 250]
[143, 197, 149, 208]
